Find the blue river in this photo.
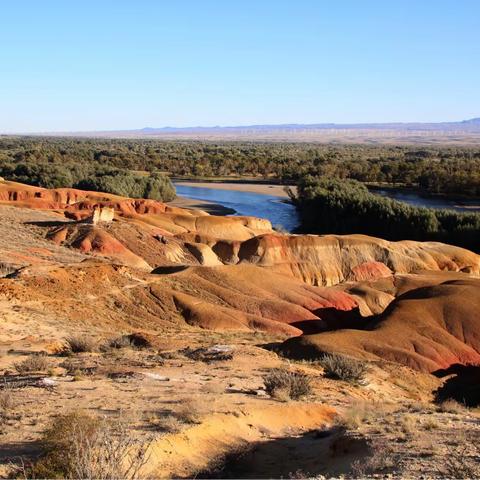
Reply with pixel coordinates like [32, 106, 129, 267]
[175, 183, 480, 234]
[174, 184, 300, 232]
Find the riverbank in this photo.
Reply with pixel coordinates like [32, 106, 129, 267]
[173, 180, 295, 198]
[172, 182, 300, 231]
[369, 184, 480, 212]
[168, 196, 236, 215]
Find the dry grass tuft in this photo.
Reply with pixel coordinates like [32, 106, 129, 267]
[422, 417, 440, 430]
[263, 368, 312, 401]
[396, 414, 417, 435]
[350, 440, 396, 477]
[319, 353, 368, 384]
[337, 401, 386, 430]
[437, 399, 466, 413]
[29, 411, 151, 479]
[64, 335, 97, 354]
[14, 354, 51, 374]
[106, 335, 136, 350]
[145, 412, 184, 434]
[0, 384, 17, 423]
[176, 396, 214, 424]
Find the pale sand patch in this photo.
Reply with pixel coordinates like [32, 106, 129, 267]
[167, 196, 235, 215]
[174, 181, 296, 198]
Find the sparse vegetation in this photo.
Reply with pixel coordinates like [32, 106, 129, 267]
[64, 335, 97, 354]
[175, 396, 213, 424]
[29, 411, 151, 479]
[263, 368, 312, 401]
[319, 353, 368, 384]
[338, 401, 379, 430]
[440, 433, 480, 478]
[0, 385, 16, 423]
[106, 335, 136, 350]
[437, 399, 466, 413]
[13, 353, 51, 374]
[350, 440, 396, 477]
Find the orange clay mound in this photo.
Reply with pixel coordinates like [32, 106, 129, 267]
[47, 224, 151, 270]
[162, 264, 359, 334]
[280, 276, 480, 372]
[4, 261, 360, 336]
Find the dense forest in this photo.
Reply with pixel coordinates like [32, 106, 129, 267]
[291, 176, 480, 252]
[1, 136, 480, 197]
[0, 137, 177, 201]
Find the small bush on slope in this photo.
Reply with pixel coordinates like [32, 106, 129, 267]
[319, 353, 368, 384]
[29, 411, 151, 479]
[14, 354, 51, 374]
[64, 335, 97, 354]
[263, 369, 312, 400]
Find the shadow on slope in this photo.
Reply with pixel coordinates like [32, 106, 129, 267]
[433, 364, 480, 407]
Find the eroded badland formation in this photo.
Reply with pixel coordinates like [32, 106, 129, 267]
[0, 178, 479, 478]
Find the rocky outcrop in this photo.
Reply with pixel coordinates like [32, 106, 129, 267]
[234, 233, 480, 285]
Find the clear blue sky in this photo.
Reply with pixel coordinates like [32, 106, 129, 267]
[1, 0, 479, 132]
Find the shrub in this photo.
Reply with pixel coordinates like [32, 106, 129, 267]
[64, 335, 97, 353]
[176, 396, 213, 424]
[0, 385, 16, 419]
[30, 411, 151, 479]
[437, 399, 465, 413]
[319, 353, 368, 384]
[14, 354, 51, 374]
[338, 401, 377, 429]
[350, 440, 395, 477]
[105, 332, 154, 351]
[263, 369, 312, 400]
[106, 335, 136, 350]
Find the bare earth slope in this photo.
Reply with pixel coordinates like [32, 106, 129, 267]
[1, 180, 480, 477]
[0, 178, 479, 362]
[281, 277, 480, 372]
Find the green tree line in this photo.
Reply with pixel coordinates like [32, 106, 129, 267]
[0, 140, 176, 201]
[0, 136, 479, 197]
[291, 176, 480, 252]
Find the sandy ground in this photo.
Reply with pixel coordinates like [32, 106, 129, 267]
[174, 181, 295, 198]
[167, 196, 235, 215]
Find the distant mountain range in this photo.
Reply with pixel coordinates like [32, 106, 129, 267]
[122, 117, 480, 135]
[19, 118, 480, 145]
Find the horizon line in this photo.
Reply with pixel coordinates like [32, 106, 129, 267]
[2, 116, 480, 136]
